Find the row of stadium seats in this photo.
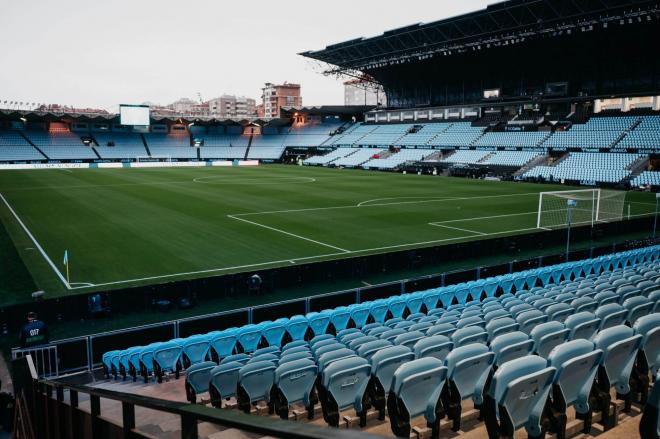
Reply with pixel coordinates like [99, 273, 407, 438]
[362, 149, 430, 169]
[332, 148, 385, 167]
[102, 246, 660, 437]
[632, 171, 660, 187]
[522, 152, 643, 183]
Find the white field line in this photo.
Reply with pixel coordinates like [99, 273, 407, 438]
[431, 224, 487, 235]
[233, 192, 542, 218]
[430, 211, 537, 225]
[227, 214, 351, 253]
[0, 193, 72, 290]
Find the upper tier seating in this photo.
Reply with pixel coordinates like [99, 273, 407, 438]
[474, 131, 550, 149]
[428, 123, 485, 147]
[103, 245, 660, 438]
[354, 124, 414, 147]
[0, 130, 44, 161]
[25, 130, 97, 160]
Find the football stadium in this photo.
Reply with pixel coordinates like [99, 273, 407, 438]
[2, 1, 660, 438]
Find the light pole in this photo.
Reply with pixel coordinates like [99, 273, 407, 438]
[654, 193, 660, 238]
[566, 199, 577, 261]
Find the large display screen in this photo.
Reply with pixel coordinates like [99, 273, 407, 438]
[120, 104, 150, 126]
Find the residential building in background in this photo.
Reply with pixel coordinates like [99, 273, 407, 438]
[261, 83, 302, 118]
[344, 79, 386, 106]
[208, 95, 257, 118]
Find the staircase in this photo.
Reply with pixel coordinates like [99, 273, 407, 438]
[18, 131, 49, 160]
[622, 155, 650, 185]
[477, 152, 496, 163]
[424, 125, 453, 146]
[423, 150, 444, 162]
[140, 134, 152, 157]
[243, 133, 254, 160]
[513, 154, 551, 177]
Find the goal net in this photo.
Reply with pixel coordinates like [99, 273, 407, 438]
[537, 189, 626, 230]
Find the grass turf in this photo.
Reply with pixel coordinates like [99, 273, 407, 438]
[0, 164, 655, 305]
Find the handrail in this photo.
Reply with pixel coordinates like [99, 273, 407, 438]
[40, 378, 383, 439]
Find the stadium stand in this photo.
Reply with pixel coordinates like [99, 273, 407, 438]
[333, 148, 385, 167]
[474, 131, 550, 149]
[480, 151, 543, 167]
[93, 132, 148, 160]
[363, 149, 430, 169]
[143, 132, 197, 159]
[25, 129, 98, 160]
[439, 150, 491, 164]
[303, 147, 356, 166]
[100, 245, 660, 437]
[632, 172, 660, 188]
[522, 152, 644, 184]
[428, 123, 485, 148]
[0, 130, 45, 161]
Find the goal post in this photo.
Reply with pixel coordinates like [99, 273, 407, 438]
[537, 189, 626, 230]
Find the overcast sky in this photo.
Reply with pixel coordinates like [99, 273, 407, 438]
[0, 0, 498, 110]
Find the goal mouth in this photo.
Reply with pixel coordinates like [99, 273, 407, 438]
[537, 189, 626, 230]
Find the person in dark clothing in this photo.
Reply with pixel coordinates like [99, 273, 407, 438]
[19, 312, 49, 348]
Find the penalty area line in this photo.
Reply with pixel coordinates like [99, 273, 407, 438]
[227, 214, 351, 253]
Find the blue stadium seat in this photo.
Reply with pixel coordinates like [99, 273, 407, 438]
[413, 335, 453, 361]
[427, 323, 455, 337]
[278, 350, 312, 365]
[545, 339, 603, 438]
[483, 356, 556, 438]
[209, 361, 243, 408]
[247, 353, 278, 364]
[273, 359, 318, 420]
[253, 346, 280, 358]
[320, 357, 371, 427]
[490, 331, 534, 368]
[349, 304, 370, 328]
[593, 325, 643, 427]
[366, 345, 415, 420]
[330, 307, 351, 333]
[387, 357, 448, 439]
[565, 312, 601, 340]
[530, 321, 570, 358]
[182, 336, 211, 367]
[486, 317, 518, 341]
[393, 330, 425, 349]
[596, 303, 628, 330]
[356, 339, 392, 360]
[516, 309, 548, 334]
[220, 353, 249, 365]
[443, 343, 494, 431]
[306, 312, 331, 337]
[210, 330, 238, 360]
[236, 360, 277, 414]
[152, 342, 182, 383]
[262, 319, 288, 347]
[623, 296, 653, 325]
[451, 326, 488, 347]
[632, 313, 660, 404]
[369, 300, 390, 324]
[285, 315, 309, 342]
[185, 361, 216, 403]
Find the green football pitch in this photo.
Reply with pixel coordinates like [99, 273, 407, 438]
[0, 165, 656, 301]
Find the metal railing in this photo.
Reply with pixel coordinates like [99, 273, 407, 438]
[33, 372, 381, 439]
[12, 238, 651, 379]
[12, 345, 59, 378]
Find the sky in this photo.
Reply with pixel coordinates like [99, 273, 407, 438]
[0, 0, 499, 111]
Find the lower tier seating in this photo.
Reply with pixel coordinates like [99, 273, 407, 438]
[103, 245, 660, 438]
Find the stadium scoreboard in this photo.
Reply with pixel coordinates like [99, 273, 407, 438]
[120, 104, 150, 126]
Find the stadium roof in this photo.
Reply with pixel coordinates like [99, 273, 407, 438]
[0, 108, 293, 126]
[280, 105, 376, 118]
[302, 0, 659, 72]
